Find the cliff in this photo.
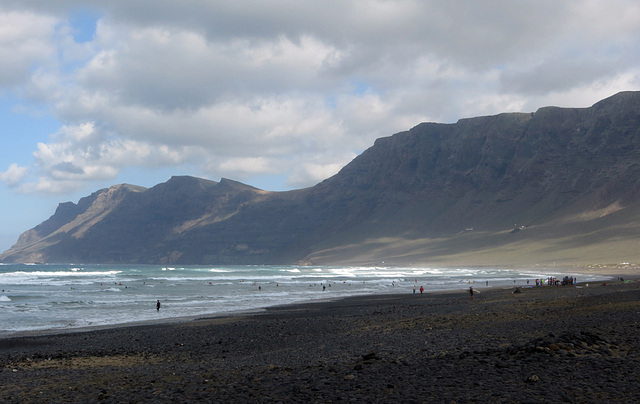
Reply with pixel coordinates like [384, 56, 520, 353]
[3, 91, 640, 266]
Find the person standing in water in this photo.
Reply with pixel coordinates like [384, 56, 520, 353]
[156, 300, 161, 311]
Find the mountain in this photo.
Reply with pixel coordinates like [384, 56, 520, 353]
[3, 91, 640, 266]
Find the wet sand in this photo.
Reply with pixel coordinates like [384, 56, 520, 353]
[1, 278, 639, 403]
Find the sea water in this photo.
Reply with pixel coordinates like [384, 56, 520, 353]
[0, 264, 610, 337]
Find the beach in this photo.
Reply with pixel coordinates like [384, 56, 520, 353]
[1, 277, 639, 403]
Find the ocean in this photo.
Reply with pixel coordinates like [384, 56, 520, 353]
[0, 263, 610, 337]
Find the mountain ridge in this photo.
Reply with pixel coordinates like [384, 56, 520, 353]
[3, 91, 640, 266]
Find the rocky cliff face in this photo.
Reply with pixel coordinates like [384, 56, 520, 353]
[3, 91, 640, 266]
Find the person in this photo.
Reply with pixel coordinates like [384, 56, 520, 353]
[156, 300, 161, 311]
[469, 286, 474, 299]
[413, 285, 416, 294]
[419, 286, 424, 294]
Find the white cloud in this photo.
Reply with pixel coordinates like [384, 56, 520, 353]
[0, 11, 56, 88]
[217, 157, 275, 175]
[0, 163, 28, 186]
[18, 122, 196, 193]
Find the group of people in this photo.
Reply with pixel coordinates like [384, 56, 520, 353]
[535, 276, 577, 286]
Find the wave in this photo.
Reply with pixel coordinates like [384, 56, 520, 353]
[0, 270, 122, 277]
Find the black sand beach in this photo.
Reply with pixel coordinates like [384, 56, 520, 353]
[2, 279, 639, 403]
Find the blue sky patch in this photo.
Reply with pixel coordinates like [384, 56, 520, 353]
[68, 7, 102, 43]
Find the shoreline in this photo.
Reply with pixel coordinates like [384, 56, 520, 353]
[2, 278, 640, 402]
[0, 270, 619, 340]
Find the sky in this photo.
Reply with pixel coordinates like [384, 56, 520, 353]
[1, 0, 640, 253]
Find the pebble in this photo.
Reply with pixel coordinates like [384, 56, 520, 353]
[1, 281, 638, 402]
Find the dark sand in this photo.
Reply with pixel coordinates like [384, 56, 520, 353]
[1, 280, 639, 403]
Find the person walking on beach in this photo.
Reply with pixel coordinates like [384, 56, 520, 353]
[419, 286, 424, 294]
[469, 286, 474, 300]
[156, 300, 161, 311]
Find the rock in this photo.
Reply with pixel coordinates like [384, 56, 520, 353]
[362, 352, 379, 361]
[527, 374, 540, 383]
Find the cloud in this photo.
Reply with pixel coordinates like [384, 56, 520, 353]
[0, 163, 28, 187]
[19, 122, 196, 193]
[1, 1, 639, 196]
[0, 10, 57, 88]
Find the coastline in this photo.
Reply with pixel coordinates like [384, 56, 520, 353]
[2, 277, 639, 402]
[0, 266, 619, 340]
